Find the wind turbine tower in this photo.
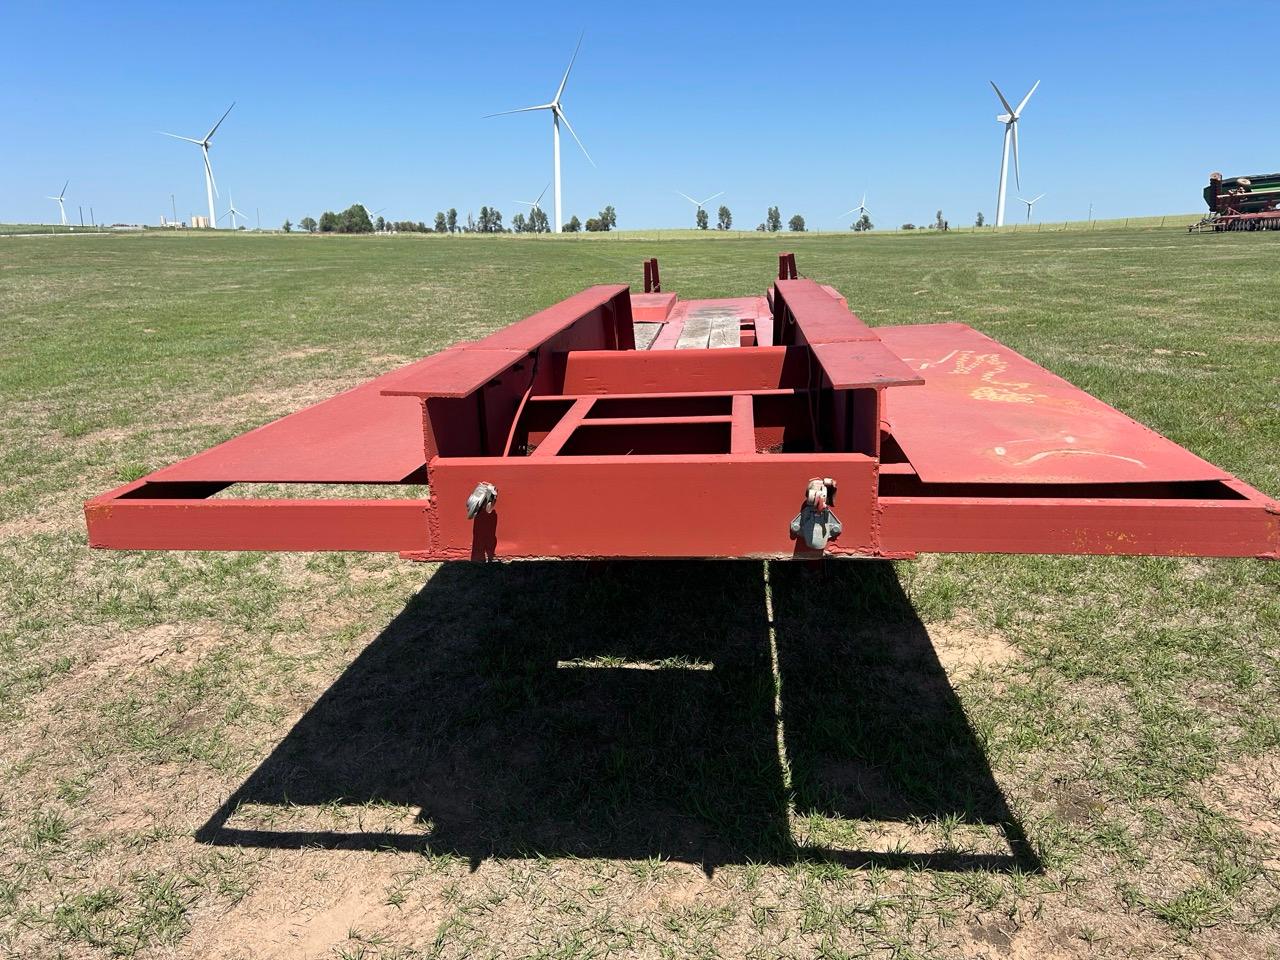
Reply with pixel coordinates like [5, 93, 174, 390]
[486, 35, 593, 233]
[1018, 193, 1046, 223]
[840, 191, 872, 227]
[990, 81, 1039, 227]
[47, 180, 69, 225]
[514, 183, 552, 230]
[219, 196, 248, 230]
[160, 102, 235, 228]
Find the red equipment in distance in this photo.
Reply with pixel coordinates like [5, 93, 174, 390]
[85, 256, 1278, 562]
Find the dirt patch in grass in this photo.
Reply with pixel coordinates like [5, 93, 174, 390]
[929, 621, 1022, 677]
[85, 624, 226, 678]
[1200, 749, 1280, 849]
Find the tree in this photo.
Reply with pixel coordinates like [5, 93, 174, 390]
[934, 209, 945, 231]
[766, 206, 782, 232]
[975, 211, 985, 227]
[375, 215, 386, 232]
[282, 219, 293, 233]
[695, 208, 709, 230]
[511, 212, 527, 233]
[446, 208, 458, 233]
[475, 206, 505, 233]
[338, 204, 374, 233]
[853, 213, 873, 232]
[528, 207, 550, 233]
[586, 205, 615, 232]
[318, 211, 339, 233]
[299, 216, 317, 233]
[901, 223, 916, 230]
[788, 214, 806, 232]
[717, 205, 732, 230]
[564, 215, 581, 232]
[434, 212, 447, 232]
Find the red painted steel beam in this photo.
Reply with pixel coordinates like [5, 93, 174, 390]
[419, 454, 879, 561]
[558, 346, 808, 395]
[86, 481, 429, 552]
[878, 491, 1280, 558]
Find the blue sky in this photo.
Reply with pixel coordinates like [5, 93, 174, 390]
[2, 1, 1274, 230]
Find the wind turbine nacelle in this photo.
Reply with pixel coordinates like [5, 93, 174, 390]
[996, 113, 1012, 124]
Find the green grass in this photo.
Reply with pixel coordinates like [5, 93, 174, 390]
[0, 225, 1276, 958]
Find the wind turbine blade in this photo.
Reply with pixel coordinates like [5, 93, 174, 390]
[556, 109, 593, 166]
[483, 103, 553, 118]
[676, 191, 700, 206]
[536, 182, 551, 205]
[990, 81, 1015, 115]
[1014, 80, 1040, 116]
[1033, 193, 1045, 203]
[1011, 122, 1021, 189]
[700, 191, 724, 206]
[204, 149, 219, 198]
[160, 132, 203, 144]
[203, 101, 236, 142]
[554, 31, 583, 103]
[59, 179, 69, 198]
[839, 208, 859, 218]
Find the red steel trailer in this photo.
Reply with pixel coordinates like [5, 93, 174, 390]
[85, 256, 1278, 562]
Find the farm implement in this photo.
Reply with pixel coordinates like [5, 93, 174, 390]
[1190, 170, 1280, 231]
[85, 256, 1278, 561]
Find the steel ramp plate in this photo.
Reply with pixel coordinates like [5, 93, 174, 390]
[878, 323, 1230, 485]
[150, 364, 430, 484]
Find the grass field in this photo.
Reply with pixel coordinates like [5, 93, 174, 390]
[1, 226, 1277, 959]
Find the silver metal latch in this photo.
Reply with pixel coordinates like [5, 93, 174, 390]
[465, 482, 498, 519]
[790, 477, 841, 551]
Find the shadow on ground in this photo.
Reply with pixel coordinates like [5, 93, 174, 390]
[197, 561, 1038, 873]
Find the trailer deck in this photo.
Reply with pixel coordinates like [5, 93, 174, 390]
[85, 256, 1278, 561]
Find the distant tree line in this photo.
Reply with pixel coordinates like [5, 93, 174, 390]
[295, 203, 618, 235]
[285, 202, 971, 235]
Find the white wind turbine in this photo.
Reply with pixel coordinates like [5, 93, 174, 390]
[47, 180, 69, 225]
[514, 183, 552, 229]
[990, 80, 1039, 227]
[677, 190, 724, 226]
[839, 191, 872, 227]
[1018, 192, 1046, 223]
[219, 195, 248, 230]
[160, 102, 235, 228]
[486, 34, 593, 233]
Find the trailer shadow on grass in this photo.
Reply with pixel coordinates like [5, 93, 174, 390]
[196, 560, 1039, 874]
